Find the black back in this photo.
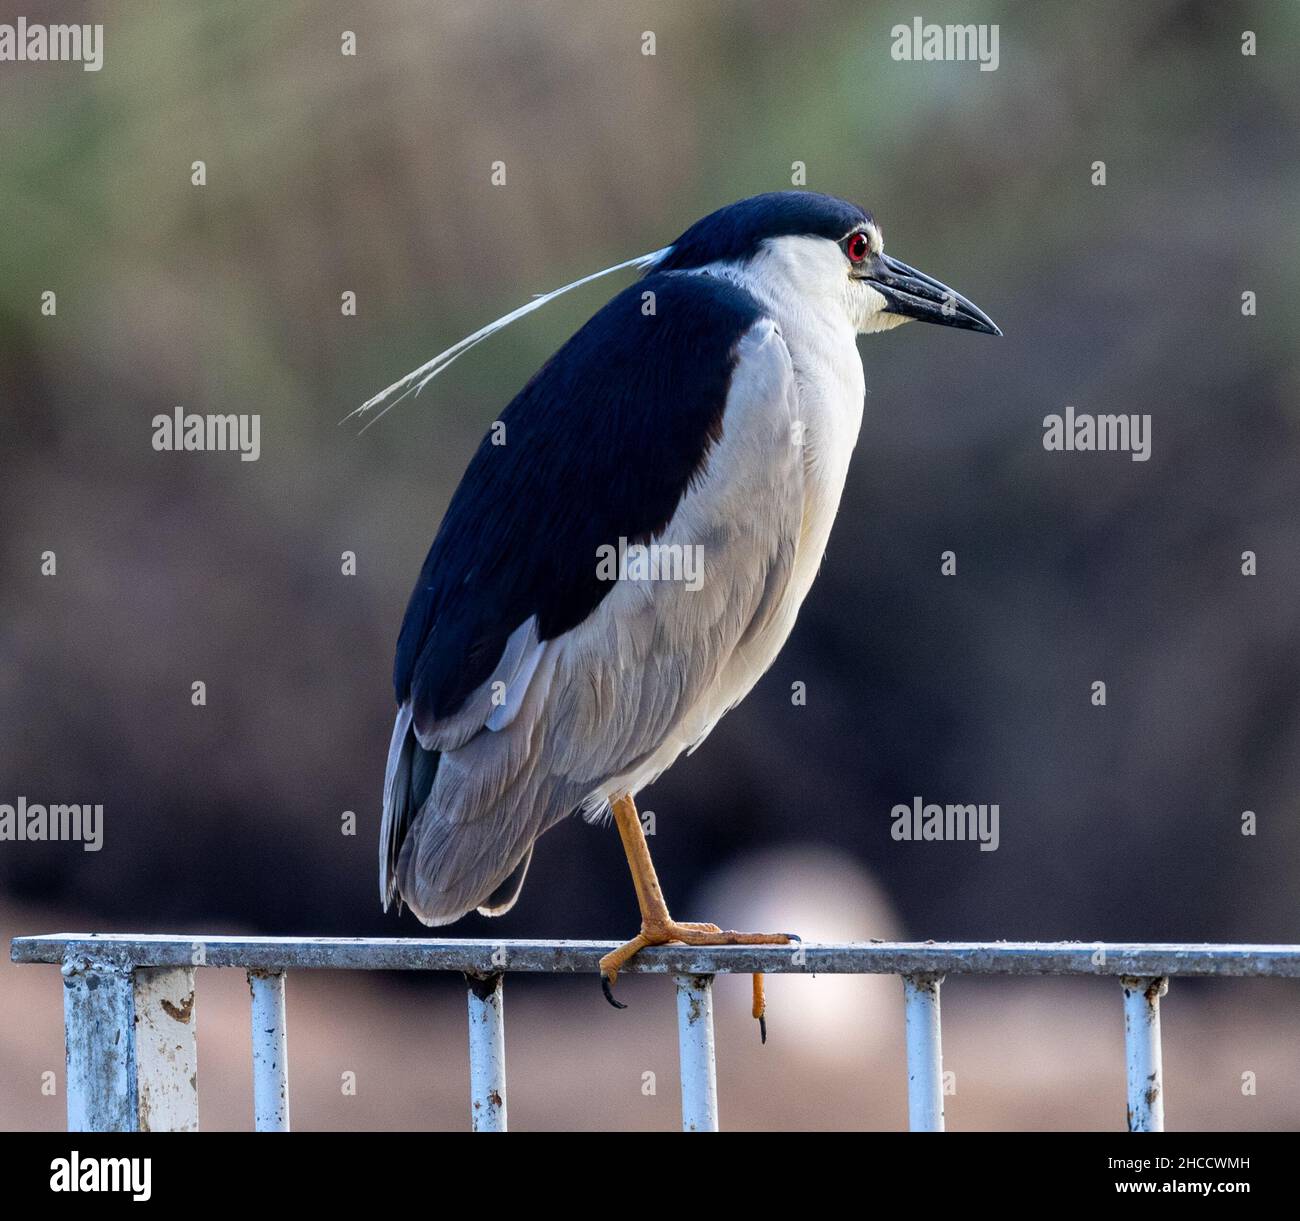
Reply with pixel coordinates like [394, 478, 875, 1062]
[394, 270, 767, 736]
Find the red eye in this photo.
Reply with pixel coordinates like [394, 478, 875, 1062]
[846, 232, 870, 264]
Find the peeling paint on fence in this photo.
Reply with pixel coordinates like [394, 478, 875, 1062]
[1121, 975, 1168, 1133]
[15, 936, 1300, 1133]
[675, 974, 719, 1131]
[248, 970, 289, 1132]
[135, 967, 198, 1132]
[466, 973, 507, 1132]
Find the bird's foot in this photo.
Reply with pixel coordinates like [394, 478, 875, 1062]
[598, 920, 792, 1040]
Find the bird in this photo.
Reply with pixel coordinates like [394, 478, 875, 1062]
[359, 190, 1000, 1028]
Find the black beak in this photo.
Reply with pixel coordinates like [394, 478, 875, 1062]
[866, 254, 1002, 336]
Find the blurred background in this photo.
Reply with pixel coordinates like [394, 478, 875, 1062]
[2, 0, 1299, 1130]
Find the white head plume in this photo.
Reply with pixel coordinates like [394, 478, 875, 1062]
[345, 247, 671, 431]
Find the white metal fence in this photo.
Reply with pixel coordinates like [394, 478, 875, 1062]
[11, 935, 1300, 1132]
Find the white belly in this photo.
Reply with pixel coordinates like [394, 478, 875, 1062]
[615, 308, 865, 797]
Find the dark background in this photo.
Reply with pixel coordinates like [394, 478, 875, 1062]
[2, 0, 1297, 1130]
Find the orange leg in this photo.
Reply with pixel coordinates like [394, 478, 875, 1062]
[598, 794, 790, 1039]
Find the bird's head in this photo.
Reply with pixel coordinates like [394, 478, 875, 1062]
[350, 190, 998, 429]
[654, 190, 1001, 338]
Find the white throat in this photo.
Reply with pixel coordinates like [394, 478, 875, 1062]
[685, 240, 868, 452]
[680, 239, 869, 593]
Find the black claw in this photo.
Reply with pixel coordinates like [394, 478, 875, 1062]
[758, 1014, 768, 1044]
[601, 974, 627, 1010]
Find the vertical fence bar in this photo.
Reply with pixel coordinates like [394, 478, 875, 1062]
[133, 967, 199, 1131]
[62, 957, 138, 1131]
[248, 970, 290, 1131]
[1122, 975, 1168, 1132]
[466, 973, 507, 1131]
[903, 974, 946, 1131]
[61, 956, 200, 1132]
[674, 974, 719, 1131]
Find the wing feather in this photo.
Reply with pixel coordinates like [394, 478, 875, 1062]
[382, 280, 807, 922]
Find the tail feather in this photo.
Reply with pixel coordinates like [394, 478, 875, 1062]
[380, 704, 439, 911]
[475, 846, 534, 917]
[381, 689, 576, 924]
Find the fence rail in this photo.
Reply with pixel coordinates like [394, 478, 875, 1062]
[12, 935, 1300, 1133]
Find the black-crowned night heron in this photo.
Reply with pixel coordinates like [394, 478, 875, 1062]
[357, 191, 999, 1030]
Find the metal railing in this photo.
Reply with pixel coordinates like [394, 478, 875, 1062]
[11, 935, 1300, 1132]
